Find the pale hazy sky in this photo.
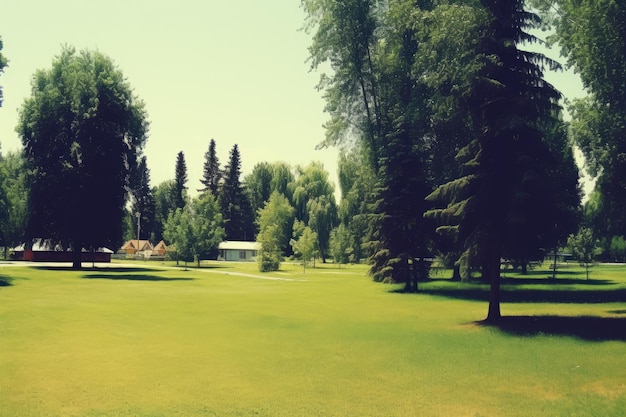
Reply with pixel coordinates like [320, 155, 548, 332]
[0, 0, 337, 192]
[0, 2, 588, 197]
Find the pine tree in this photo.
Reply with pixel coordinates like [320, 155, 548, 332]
[219, 144, 255, 241]
[199, 138, 221, 195]
[426, 0, 566, 322]
[174, 151, 188, 210]
[131, 156, 156, 241]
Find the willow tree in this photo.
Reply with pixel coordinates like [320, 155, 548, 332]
[426, 0, 568, 321]
[17, 47, 148, 268]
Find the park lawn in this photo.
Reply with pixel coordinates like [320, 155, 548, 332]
[0, 262, 625, 416]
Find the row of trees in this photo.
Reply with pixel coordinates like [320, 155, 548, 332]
[3, 1, 626, 322]
[301, 0, 590, 321]
[123, 136, 340, 268]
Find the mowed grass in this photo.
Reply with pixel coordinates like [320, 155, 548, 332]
[1, 261, 625, 416]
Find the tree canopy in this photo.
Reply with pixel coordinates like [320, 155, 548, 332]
[16, 47, 148, 268]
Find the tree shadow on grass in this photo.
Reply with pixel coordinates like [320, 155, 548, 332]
[478, 315, 626, 342]
[82, 274, 193, 282]
[0, 275, 12, 286]
[415, 279, 626, 303]
[32, 266, 164, 273]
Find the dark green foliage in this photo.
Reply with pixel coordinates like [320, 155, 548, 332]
[131, 156, 156, 241]
[199, 138, 221, 196]
[17, 47, 148, 267]
[174, 151, 188, 210]
[164, 193, 224, 266]
[0, 151, 28, 256]
[219, 144, 255, 241]
[426, 0, 574, 321]
[152, 180, 177, 243]
[533, 0, 626, 245]
[245, 162, 274, 216]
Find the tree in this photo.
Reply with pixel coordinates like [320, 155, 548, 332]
[164, 193, 224, 267]
[291, 224, 318, 273]
[290, 162, 338, 261]
[152, 180, 177, 243]
[174, 151, 188, 210]
[245, 162, 274, 216]
[271, 162, 295, 200]
[426, 0, 566, 321]
[199, 138, 221, 195]
[257, 224, 283, 272]
[219, 144, 255, 241]
[0, 36, 7, 107]
[0, 151, 29, 258]
[568, 227, 600, 280]
[257, 191, 295, 256]
[131, 156, 156, 241]
[609, 235, 626, 263]
[532, 0, 626, 245]
[329, 224, 353, 265]
[17, 47, 148, 268]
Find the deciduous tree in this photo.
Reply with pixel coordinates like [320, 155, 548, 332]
[17, 47, 148, 268]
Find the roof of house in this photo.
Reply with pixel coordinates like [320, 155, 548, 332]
[218, 241, 261, 251]
[153, 240, 167, 250]
[121, 240, 153, 251]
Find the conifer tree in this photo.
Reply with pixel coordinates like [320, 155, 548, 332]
[219, 144, 255, 241]
[426, 0, 568, 321]
[131, 156, 156, 241]
[174, 151, 188, 210]
[199, 138, 221, 195]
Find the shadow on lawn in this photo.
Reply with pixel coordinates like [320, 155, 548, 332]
[33, 266, 163, 273]
[82, 273, 193, 282]
[417, 279, 626, 303]
[0, 275, 12, 286]
[480, 315, 626, 342]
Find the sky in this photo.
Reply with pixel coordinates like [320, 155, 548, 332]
[0, 2, 591, 199]
[0, 0, 337, 194]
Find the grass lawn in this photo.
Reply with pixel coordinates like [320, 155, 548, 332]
[1, 260, 625, 416]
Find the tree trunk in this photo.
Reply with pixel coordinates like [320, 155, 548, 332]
[452, 264, 461, 281]
[485, 244, 502, 322]
[551, 247, 558, 280]
[72, 248, 82, 270]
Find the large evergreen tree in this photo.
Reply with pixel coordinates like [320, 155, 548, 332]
[17, 47, 148, 268]
[199, 138, 221, 195]
[174, 151, 188, 210]
[426, 0, 569, 321]
[219, 144, 255, 241]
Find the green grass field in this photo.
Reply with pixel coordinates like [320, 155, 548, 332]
[1, 261, 625, 416]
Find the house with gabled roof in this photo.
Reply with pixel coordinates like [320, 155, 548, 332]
[120, 239, 153, 255]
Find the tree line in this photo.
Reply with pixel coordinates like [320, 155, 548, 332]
[301, 0, 626, 321]
[1, 0, 625, 322]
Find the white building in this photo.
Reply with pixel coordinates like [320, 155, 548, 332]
[218, 241, 261, 262]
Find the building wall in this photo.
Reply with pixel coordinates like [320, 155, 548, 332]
[221, 249, 257, 262]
